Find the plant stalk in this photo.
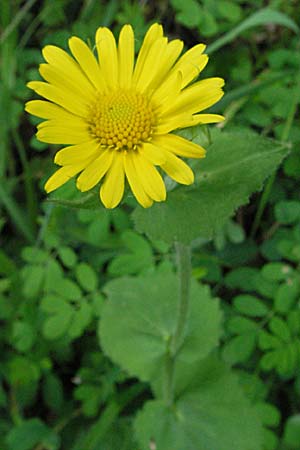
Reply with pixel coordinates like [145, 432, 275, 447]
[164, 242, 191, 406]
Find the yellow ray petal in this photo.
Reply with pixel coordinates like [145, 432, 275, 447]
[133, 152, 166, 202]
[153, 134, 206, 159]
[147, 39, 183, 91]
[155, 113, 191, 134]
[135, 37, 168, 92]
[37, 125, 89, 145]
[39, 63, 94, 100]
[151, 71, 182, 107]
[179, 113, 225, 127]
[118, 24, 134, 89]
[160, 78, 225, 117]
[140, 142, 167, 165]
[54, 141, 101, 165]
[45, 164, 86, 193]
[27, 81, 89, 117]
[42, 45, 95, 94]
[37, 117, 86, 130]
[124, 151, 153, 208]
[100, 152, 125, 208]
[161, 152, 194, 185]
[68, 36, 105, 91]
[77, 149, 113, 192]
[133, 23, 163, 85]
[95, 27, 118, 89]
[25, 100, 76, 120]
[170, 44, 207, 88]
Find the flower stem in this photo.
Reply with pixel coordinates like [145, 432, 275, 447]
[172, 242, 192, 354]
[164, 242, 191, 405]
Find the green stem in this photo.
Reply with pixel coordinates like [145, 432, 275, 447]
[164, 242, 191, 406]
[250, 66, 300, 237]
[172, 242, 192, 354]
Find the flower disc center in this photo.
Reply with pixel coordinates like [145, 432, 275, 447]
[88, 90, 155, 150]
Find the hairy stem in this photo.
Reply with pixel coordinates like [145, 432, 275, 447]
[164, 242, 191, 405]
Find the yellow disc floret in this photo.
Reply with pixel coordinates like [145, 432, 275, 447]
[88, 90, 155, 150]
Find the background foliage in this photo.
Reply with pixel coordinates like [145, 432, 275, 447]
[0, 0, 300, 449]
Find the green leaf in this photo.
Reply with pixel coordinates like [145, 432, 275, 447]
[233, 294, 269, 317]
[108, 230, 153, 276]
[75, 263, 98, 292]
[22, 247, 48, 264]
[68, 300, 92, 338]
[227, 316, 258, 334]
[225, 267, 258, 291]
[12, 321, 35, 352]
[170, 0, 202, 28]
[6, 418, 59, 450]
[52, 278, 82, 300]
[100, 272, 221, 382]
[57, 246, 77, 268]
[262, 262, 293, 281]
[274, 281, 299, 313]
[283, 415, 300, 449]
[275, 200, 300, 224]
[256, 402, 280, 427]
[135, 358, 262, 450]
[74, 384, 102, 417]
[222, 333, 256, 364]
[133, 131, 288, 244]
[269, 316, 291, 342]
[42, 373, 64, 413]
[41, 295, 73, 340]
[22, 265, 44, 298]
[207, 8, 299, 54]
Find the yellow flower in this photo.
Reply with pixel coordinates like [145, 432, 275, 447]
[26, 24, 224, 209]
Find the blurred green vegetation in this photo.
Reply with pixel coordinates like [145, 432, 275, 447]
[0, 0, 300, 449]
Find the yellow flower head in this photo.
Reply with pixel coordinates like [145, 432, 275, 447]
[26, 24, 224, 208]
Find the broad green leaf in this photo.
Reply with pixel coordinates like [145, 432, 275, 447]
[135, 358, 262, 450]
[207, 8, 298, 54]
[100, 272, 221, 382]
[133, 131, 288, 245]
[6, 418, 59, 450]
[233, 294, 269, 317]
